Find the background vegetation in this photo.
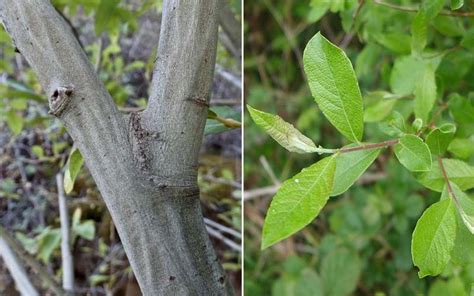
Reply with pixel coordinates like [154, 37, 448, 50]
[244, 0, 474, 295]
[0, 0, 241, 294]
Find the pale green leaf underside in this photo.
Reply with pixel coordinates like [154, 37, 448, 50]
[247, 105, 318, 153]
[417, 159, 474, 192]
[411, 198, 457, 278]
[303, 32, 364, 143]
[395, 135, 432, 172]
[331, 146, 381, 196]
[261, 156, 336, 249]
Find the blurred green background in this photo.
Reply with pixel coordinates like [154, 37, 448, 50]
[244, 0, 474, 295]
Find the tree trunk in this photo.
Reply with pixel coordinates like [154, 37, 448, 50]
[0, 0, 234, 295]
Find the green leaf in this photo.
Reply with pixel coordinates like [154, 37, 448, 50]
[331, 146, 381, 196]
[417, 159, 474, 192]
[272, 268, 324, 296]
[247, 105, 319, 153]
[426, 123, 456, 155]
[461, 28, 474, 49]
[6, 109, 23, 136]
[10, 98, 28, 110]
[448, 138, 474, 159]
[261, 156, 336, 249]
[307, 0, 331, 23]
[411, 11, 428, 55]
[411, 198, 457, 278]
[15, 232, 38, 255]
[452, 210, 474, 265]
[451, 0, 464, 10]
[422, 0, 446, 19]
[303, 32, 364, 143]
[89, 274, 110, 286]
[432, 16, 464, 37]
[394, 135, 432, 172]
[448, 93, 474, 124]
[374, 32, 411, 54]
[72, 208, 96, 240]
[205, 107, 241, 135]
[64, 147, 84, 194]
[95, 0, 120, 35]
[36, 227, 61, 264]
[379, 111, 407, 137]
[414, 63, 437, 122]
[31, 145, 44, 159]
[321, 249, 361, 296]
[390, 55, 426, 96]
[363, 91, 400, 123]
[450, 182, 474, 234]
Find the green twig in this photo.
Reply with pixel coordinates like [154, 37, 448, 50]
[313, 138, 399, 155]
[338, 139, 399, 153]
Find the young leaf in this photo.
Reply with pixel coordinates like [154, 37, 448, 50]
[64, 147, 84, 194]
[331, 147, 381, 196]
[417, 159, 474, 192]
[450, 182, 474, 234]
[247, 105, 319, 153]
[412, 198, 457, 278]
[303, 32, 364, 143]
[414, 63, 437, 122]
[394, 135, 432, 172]
[378, 111, 407, 137]
[426, 123, 456, 155]
[451, 0, 464, 10]
[261, 156, 336, 249]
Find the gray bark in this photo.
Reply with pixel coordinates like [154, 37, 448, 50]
[56, 173, 74, 292]
[0, 0, 234, 295]
[0, 238, 39, 296]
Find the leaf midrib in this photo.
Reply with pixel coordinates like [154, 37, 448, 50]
[280, 158, 333, 216]
[420, 201, 452, 269]
[319, 42, 359, 142]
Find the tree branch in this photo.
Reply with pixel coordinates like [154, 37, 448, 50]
[0, 237, 39, 296]
[143, 0, 220, 183]
[56, 173, 74, 292]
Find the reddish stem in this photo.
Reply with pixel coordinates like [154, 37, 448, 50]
[339, 139, 399, 153]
